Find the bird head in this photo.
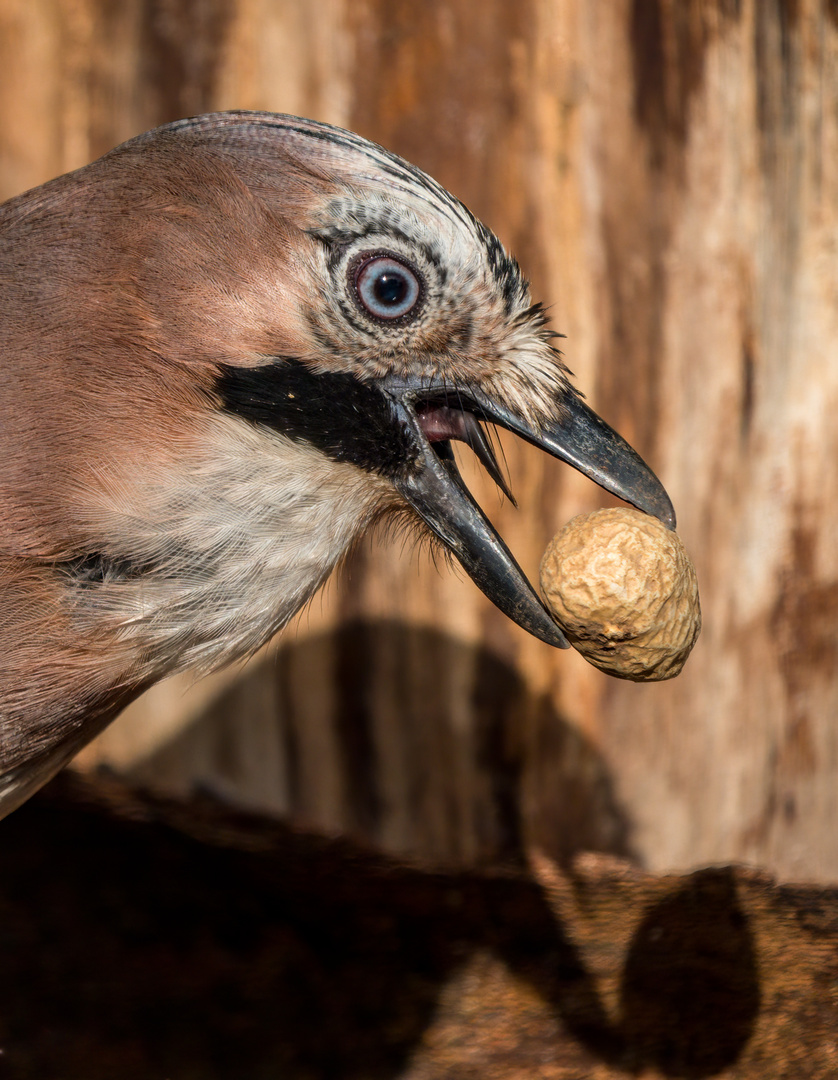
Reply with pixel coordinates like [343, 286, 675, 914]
[2, 111, 676, 678]
[176, 113, 674, 648]
[0, 112, 675, 807]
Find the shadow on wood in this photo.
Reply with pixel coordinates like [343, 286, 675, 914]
[2, 772, 827, 1079]
[124, 620, 635, 870]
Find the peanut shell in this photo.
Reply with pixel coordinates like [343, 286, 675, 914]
[540, 507, 700, 681]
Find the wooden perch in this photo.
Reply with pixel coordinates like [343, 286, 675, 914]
[1, 772, 835, 1078]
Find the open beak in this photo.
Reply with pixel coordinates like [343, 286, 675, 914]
[382, 375, 675, 649]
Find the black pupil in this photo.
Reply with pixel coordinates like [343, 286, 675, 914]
[374, 270, 408, 306]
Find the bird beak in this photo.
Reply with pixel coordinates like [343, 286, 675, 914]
[382, 375, 675, 649]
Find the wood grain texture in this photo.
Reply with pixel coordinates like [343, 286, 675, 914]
[3, 772, 837, 1079]
[0, 1, 836, 879]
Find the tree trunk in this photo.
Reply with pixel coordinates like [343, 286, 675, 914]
[1, 0, 837, 880]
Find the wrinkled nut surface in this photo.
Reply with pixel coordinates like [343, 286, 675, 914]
[539, 507, 701, 681]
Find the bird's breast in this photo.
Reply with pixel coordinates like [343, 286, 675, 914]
[66, 411, 393, 677]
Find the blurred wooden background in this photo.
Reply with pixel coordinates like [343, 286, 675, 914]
[1, 0, 836, 881]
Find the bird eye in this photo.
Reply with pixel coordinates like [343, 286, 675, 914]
[352, 254, 423, 322]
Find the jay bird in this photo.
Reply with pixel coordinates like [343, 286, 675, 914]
[0, 112, 674, 817]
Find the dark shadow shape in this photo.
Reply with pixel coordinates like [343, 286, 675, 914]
[0, 784, 761, 1078]
[0, 625, 760, 1077]
[483, 867, 761, 1077]
[617, 867, 761, 1076]
[130, 619, 635, 870]
[0, 779, 616, 1078]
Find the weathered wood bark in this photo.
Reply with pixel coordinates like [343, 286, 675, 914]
[2, 772, 837, 1079]
[1, 1, 837, 880]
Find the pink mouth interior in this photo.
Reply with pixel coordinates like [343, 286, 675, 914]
[416, 404, 469, 444]
[413, 400, 516, 504]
